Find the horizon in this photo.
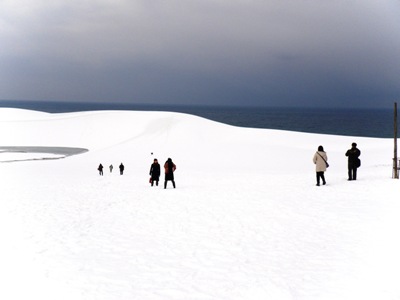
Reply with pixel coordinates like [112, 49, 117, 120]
[0, 99, 397, 111]
[0, 100, 395, 138]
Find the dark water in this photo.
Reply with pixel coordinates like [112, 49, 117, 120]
[0, 100, 395, 138]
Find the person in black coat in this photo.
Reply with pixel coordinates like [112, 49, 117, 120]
[98, 163, 104, 176]
[149, 158, 161, 186]
[119, 163, 125, 175]
[164, 158, 176, 189]
[345, 142, 361, 180]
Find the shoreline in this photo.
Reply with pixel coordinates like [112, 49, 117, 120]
[0, 146, 88, 163]
[0, 102, 393, 138]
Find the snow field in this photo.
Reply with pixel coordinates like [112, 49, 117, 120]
[1, 108, 400, 299]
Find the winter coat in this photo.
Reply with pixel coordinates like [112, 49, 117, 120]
[346, 147, 361, 168]
[150, 163, 161, 180]
[164, 159, 176, 181]
[313, 151, 328, 172]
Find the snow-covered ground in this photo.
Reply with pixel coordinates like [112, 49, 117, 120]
[1, 108, 399, 300]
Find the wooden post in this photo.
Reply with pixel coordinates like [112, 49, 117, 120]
[394, 102, 398, 178]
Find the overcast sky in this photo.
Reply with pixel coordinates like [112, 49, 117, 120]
[1, 0, 400, 108]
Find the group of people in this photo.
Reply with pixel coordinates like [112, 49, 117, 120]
[98, 146, 360, 188]
[149, 158, 177, 189]
[97, 163, 125, 176]
[313, 142, 361, 186]
[97, 158, 177, 189]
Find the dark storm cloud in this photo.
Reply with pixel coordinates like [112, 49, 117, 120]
[1, 0, 400, 107]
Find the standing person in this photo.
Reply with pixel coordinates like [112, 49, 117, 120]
[164, 158, 176, 189]
[346, 142, 361, 181]
[109, 164, 113, 173]
[119, 163, 125, 175]
[98, 163, 104, 176]
[313, 145, 328, 186]
[149, 158, 161, 186]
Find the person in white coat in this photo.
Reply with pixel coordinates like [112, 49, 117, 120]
[313, 145, 328, 186]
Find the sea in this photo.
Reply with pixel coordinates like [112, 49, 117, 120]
[0, 100, 395, 138]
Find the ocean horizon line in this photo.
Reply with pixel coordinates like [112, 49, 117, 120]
[0, 100, 395, 138]
[0, 99, 394, 111]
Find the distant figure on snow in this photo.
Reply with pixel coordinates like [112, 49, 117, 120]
[346, 142, 361, 181]
[119, 163, 125, 175]
[149, 158, 161, 186]
[313, 145, 328, 186]
[109, 164, 113, 173]
[164, 158, 176, 189]
[98, 163, 104, 176]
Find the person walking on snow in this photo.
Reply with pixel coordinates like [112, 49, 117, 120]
[346, 142, 361, 180]
[109, 164, 113, 173]
[313, 145, 328, 186]
[164, 158, 176, 189]
[98, 163, 104, 176]
[119, 163, 125, 175]
[149, 158, 161, 186]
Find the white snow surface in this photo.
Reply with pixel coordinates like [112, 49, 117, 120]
[1, 108, 399, 300]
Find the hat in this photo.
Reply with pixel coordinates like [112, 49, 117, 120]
[352, 142, 357, 147]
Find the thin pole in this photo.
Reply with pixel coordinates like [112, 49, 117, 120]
[394, 102, 398, 178]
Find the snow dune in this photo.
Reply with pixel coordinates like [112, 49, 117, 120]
[0, 108, 399, 300]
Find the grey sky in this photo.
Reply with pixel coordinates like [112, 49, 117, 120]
[1, 0, 400, 108]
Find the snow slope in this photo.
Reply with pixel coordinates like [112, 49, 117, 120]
[0, 108, 399, 300]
